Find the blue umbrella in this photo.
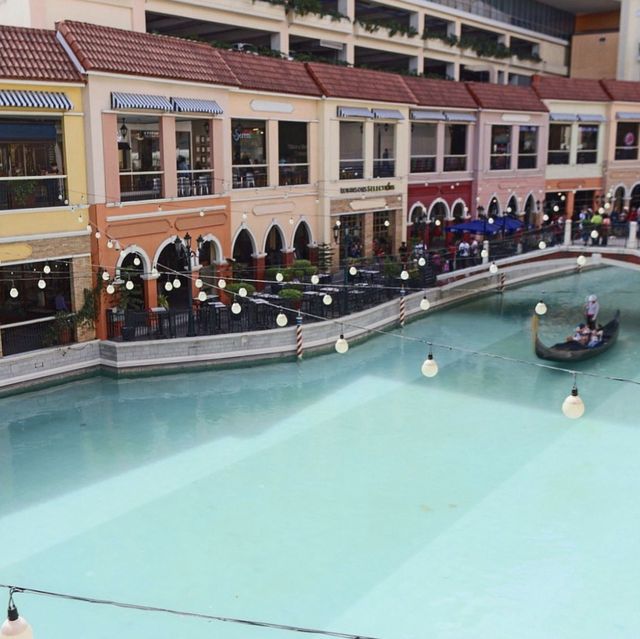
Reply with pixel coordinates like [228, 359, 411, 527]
[495, 215, 524, 232]
[446, 219, 500, 234]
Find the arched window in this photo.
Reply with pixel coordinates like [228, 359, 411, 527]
[452, 201, 466, 221]
[156, 241, 190, 308]
[506, 195, 518, 216]
[264, 225, 284, 267]
[293, 222, 311, 260]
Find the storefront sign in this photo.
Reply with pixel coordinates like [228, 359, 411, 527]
[340, 182, 395, 194]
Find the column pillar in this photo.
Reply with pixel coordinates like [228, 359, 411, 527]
[565, 190, 575, 219]
[563, 219, 572, 246]
[160, 116, 177, 198]
[271, 30, 289, 55]
[142, 273, 160, 309]
[363, 120, 374, 179]
[363, 211, 374, 258]
[308, 243, 318, 264]
[252, 253, 267, 290]
[70, 256, 96, 343]
[629, 221, 638, 249]
[267, 120, 279, 187]
[281, 248, 296, 267]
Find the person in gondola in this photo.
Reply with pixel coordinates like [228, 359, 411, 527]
[585, 294, 599, 329]
[588, 325, 604, 348]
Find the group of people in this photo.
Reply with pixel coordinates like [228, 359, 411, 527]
[567, 294, 603, 348]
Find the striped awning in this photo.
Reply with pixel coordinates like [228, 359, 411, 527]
[410, 110, 446, 121]
[445, 111, 476, 123]
[578, 114, 605, 122]
[549, 112, 578, 121]
[171, 97, 223, 115]
[337, 106, 373, 118]
[372, 108, 404, 120]
[111, 92, 172, 110]
[0, 89, 72, 110]
[616, 111, 640, 120]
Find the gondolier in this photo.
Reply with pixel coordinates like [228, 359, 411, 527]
[585, 294, 599, 329]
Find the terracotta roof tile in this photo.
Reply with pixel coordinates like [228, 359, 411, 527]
[0, 26, 82, 83]
[57, 21, 239, 86]
[218, 49, 321, 97]
[305, 63, 415, 104]
[466, 82, 547, 112]
[401, 76, 476, 109]
[531, 75, 610, 101]
[600, 79, 640, 102]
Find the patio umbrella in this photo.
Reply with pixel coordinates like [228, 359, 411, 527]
[446, 219, 500, 234]
[496, 215, 524, 232]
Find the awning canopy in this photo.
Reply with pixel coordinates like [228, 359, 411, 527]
[0, 90, 72, 110]
[410, 110, 446, 121]
[171, 97, 223, 115]
[445, 111, 476, 123]
[578, 114, 605, 122]
[111, 92, 172, 110]
[616, 111, 640, 120]
[337, 106, 373, 118]
[372, 108, 404, 120]
[549, 112, 578, 121]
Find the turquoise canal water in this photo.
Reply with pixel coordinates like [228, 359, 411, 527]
[1, 267, 640, 639]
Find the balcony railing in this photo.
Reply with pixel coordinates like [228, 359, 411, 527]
[119, 171, 163, 202]
[443, 155, 467, 171]
[177, 170, 213, 197]
[490, 154, 511, 170]
[373, 158, 395, 178]
[410, 155, 436, 173]
[577, 150, 597, 164]
[615, 147, 638, 161]
[547, 150, 569, 165]
[0, 175, 67, 210]
[339, 160, 364, 180]
[232, 165, 268, 189]
[0, 315, 76, 356]
[279, 163, 309, 186]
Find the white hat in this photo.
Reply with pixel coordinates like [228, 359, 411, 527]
[588, 294, 597, 302]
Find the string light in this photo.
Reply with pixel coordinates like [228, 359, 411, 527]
[417, 257, 426, 267]
[164, 281, 173, 292]
[276, 312, 288, 327]
[590, 229, 599, 240]
[562, 374, 585, 419]
[37, 278, 46, 290]
[218, 278, 227, 289]
[106, 239, 114, 249]
[419, 295, 430, 311]
[349, 266, 358, 276]
[275, 272, 284, 283]
[195, 278, 203, 288]
[9, 284, 19, 299]
[172, 277, 181, 288]
[538, 241, 546, 249]
[480, 248, 488, 259]
[43, 264, 51, 275]
[95, 231, 101, 239]
[400, 269, 409, 281]
[335, 332, 349, 354]
[310, 274, 320, 285]
[106, 283, 115, 295]
[231, 301, 242, 314]
[133, 256, 141, 266]
[489, 262, 498, 274]
[238, 287, 248, 297]
[421, 344, 438, 377]
[101, 271, 110, 281]
[535, 300, 547, 315]
[1, 589, 32, 639]
[198, 291, 207, 302]
[322, 294, 332, 306]
[125, 280, 134, 291]
[577, 255, 587, 267]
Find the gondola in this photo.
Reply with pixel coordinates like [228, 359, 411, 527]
[532, 310, 620, 362]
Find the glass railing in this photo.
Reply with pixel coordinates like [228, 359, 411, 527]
[0, 175, 67, 210]
[279, 164, 309, 186]
[443, 155, 467, 171]
[177, 170, 214, 197]
[339, 160, 364, 180]
[410, 156, 436, 173]
[119, 171, 163, 202]
[547, 150, 569, 165]
[232, 165, 268, 189]
[373, 159, 395, 178]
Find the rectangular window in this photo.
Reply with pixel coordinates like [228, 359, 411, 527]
[231, 119, 267, 188]
[577, 124, 598, 164]
[337, 213, 364, 260]
[175, 119, 212, 198]
[547, 123, 571, 165]
[278, 121, 308, 186]
[373, 210, 395, 256]
[518, 126, 538, 169]
[444, 124, 467, 171]
[490, 125, 511, 170]
[0, 117, 67, 210]
[373, 123, 395, 178]
[410, 123, 437, 173]
[615, 122, 639, 161]
[339, 122, 364, 180]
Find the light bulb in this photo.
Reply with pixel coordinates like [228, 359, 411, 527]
[106, 240, 113, 249]
[400, 270, 409, 281]
[434, 219, 441, 226]
[590, 229, 599, 239]
[560, 194, 566, 201]
[199, 210, 205, 217]
[198, 291, 207, 302]
[598, 207, 605, 214]
[543, 214, 550, 221]
[172, 277, 181, 288]
[322, 294, 332, 306]
[106, 284, 115, 294]
[538, 241, 546, 249]
[289, 216, 294, 225]
[95, 231, 101, 239]
[577, 255, 587, 267]
[218, 278, 227, 289]
[195, 278, 203, 289]
[231, 302, 241, 314]
[102, 271, 110, 281]
[335, 335, 349, 354]
[488, 217, 494, 224]
[86, 224, 92, 233]
[37, 278, 46, 290]
[489, 262, 498, 274]
[276, 312, 288, 327]
[384, 219, 390, 227]
[535, 300, 547, 316]
[349, 266, 357, 276]
[1, 602, 33, 639]
[164, 281, 173, 292]
[43, 264, 51, 274]
[420, 296, 430, 311]
[125, 280, 134, 290]
[418, 257, 426, 267]
[421, 353, 439, 377]
[238, 287, 247, 297]
[151, 267, 159, 277]
[553, 205, 559, 212]
[562, 387, 585, 419]
[310, 274, 320, 285]
[275, 272, 284, 283]
[133, 256, 141, 266]
[480, 249, 488, 258]
[9, 286, 18, 299]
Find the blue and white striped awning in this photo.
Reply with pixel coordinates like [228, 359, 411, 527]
[111, 92, 172, 110]
[578, 114, 605, 122]
[549, 112, 578, 121]
[337, 106, 373, 118]
[616, 111, 640, 120]
[372, 108, 404, 120]
[171, 97, 223, 115]
[0, 90, 72, 110]
[445, 111, 476, 123]
[410, 110, 446, 121]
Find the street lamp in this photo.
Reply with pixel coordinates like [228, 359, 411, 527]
[175, 232, 204, 337]
[333, 220, 341, 243]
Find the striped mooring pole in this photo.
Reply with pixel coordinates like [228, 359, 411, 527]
[399, 287, 406, 327]
[296, 312, 303, 360]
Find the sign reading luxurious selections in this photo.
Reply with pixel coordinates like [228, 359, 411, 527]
[340, 182, 395, 194]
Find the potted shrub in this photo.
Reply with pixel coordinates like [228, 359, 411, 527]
[278, 287, 303, 310]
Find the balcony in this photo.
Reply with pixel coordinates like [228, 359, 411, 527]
[119, 172, 163, 202]
[177, 170, 214, 198]
[518, 154, 537, 170]
[443, 155, 467, 172]
[339, 160, 364, 180]
[232, 165, 268, 189]
[0, 176, 67, 210]
[547, 150, 569, 165]
[279, 164, 309, 186]
[410, 156, 436, 173]
[373, 158, 395, 178]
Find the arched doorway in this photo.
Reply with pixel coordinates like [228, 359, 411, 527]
[524, 194, 536, 227]
[232, 229, 255, 280]
[409, 204, 428, 244]
[506, 195, 518, 216]
[156, 239, 190, 308]
[613, 185, 625, 214]
[452, 201, 466, 221]
[118, 252, 145, 309]
[428, 200, 448, 247]
[264, 225, 284, 267]
[488, 196, 500, 219]
[293, 222, 311, 260]
[198, 239, 220, 292]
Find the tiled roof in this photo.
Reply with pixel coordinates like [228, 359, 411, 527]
[531, 75, 610, 102]
[466, 82, 547, 112]
[402, 76, 476, 109]
[600, 79, 640, 102]
[57, 21, 239, 87]
[218, 49, 321, 97]
[305, 63, 416, 104]
[0, 26, 83, 82]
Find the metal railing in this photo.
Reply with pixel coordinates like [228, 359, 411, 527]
[443, 155, 467, 171]
[1, 315, 76, 356]
[410, 155, 436, 173]
[232, 165, 268, 188]
[176, 170, 213, 197]
[119, 171, 163, 202]
[373, 158, 395, 178]
[339, 160, 364, 180]
[278, 164, 309, 186]
[0, 175, 67, 210]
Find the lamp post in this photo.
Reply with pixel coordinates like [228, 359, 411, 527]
[175, 232, 204, 337]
